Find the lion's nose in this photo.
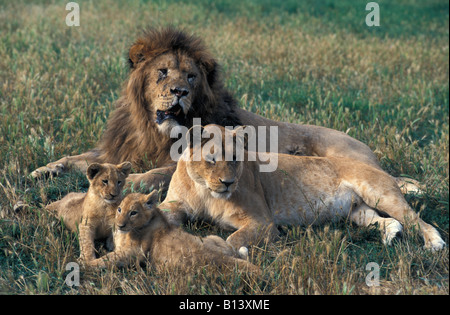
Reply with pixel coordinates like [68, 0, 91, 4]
[219, 178, 235, 188]
[170, 87, 189, 97]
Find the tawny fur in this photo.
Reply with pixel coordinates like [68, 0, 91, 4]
[45, 162, 132, 260]
[161, 125, 445, 253]
[31, 27, 418, 194]
[86, 192, 260, 274]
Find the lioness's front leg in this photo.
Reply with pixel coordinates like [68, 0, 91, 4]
[31, 150, 100, 179]
[158, 200, 189, 226]
[226, 220, 278, 256]
[126, 164, 177, 192]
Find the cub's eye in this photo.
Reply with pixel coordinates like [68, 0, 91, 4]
[187, 73, 196, 83]
[130, 211, 138, 217]
[158, 69, 168, 78]
[117, 207, 121, 213]
[102, 179, 108, 185]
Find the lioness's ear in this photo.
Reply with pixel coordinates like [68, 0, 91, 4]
[86, 163, 103, 181]
[186, 125, 206, 148]
[143, 190, 159, 207]
[118, 161, 132, 177]
[234, 125, 253, 151]
[129, 43, 145, 68]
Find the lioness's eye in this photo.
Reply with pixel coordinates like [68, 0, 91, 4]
[206, 156, 216, 165]
[117, 207, 121, 213]
[130, 211, 138, 217]
[102, 179, 108, 185]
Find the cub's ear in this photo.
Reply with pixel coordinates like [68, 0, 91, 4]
[86, 163, 103, 181]
[128, 43, 145, 68]
[143, 190, 159, 208]
[117, 161, 132, 177]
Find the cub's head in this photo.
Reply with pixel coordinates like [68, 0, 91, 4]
[86, 162, 132, 204]
[184, 125, 250, 199]
[127, 27, 219, 136]
[115, 191, 160, 232]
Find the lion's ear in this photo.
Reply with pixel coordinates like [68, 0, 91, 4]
[86, 163, 103, 181]
[203, 58, 218, 87]
[129, 43, 145, 68]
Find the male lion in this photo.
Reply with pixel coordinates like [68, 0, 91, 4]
[32, 27, 417, 193]
[160, 125, 445, 253]
[86, 191, 260, 274]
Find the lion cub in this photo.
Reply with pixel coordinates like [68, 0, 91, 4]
[86, 191, 260, 273]
[46, 162, 132, 260]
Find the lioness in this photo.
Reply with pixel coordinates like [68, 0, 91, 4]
[161, 125, 445, 253]
[31, 27, 418, 194]
[86, 191, 260, 273]
[46, 162, 132, 260]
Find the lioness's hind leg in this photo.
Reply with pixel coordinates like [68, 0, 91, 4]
[346, 167, 446, 251]
[351, 203, 402, 245]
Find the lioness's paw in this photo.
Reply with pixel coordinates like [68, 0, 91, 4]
[238, 246, 249, 260]
[382, 219, 403, 246]
[424, 235, 446, 252]
[31, 163, 65, 179]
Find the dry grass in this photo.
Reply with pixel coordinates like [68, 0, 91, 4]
[0, 0, 448, 295]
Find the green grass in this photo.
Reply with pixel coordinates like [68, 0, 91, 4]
[0, 0, 448, 295]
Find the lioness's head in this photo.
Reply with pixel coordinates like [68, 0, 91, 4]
[127, 27, 219, 136]
[115, 191, 160, 232]
[86, 162, 132, 204]
[184, 125, 249, 199]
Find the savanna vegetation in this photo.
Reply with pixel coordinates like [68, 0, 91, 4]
[0, 0, 448, 294]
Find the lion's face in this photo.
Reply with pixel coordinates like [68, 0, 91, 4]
[127, 29, 219, 138]
[87, 162, 132, 204]
[185, 126, 246, 200]
[147, 53, 201, 135]
[115, 192, 159, 232]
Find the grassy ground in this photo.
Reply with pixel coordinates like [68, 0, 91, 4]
[0, 0, 448, 295]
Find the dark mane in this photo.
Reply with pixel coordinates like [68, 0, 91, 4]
[96, 27, 241, 170]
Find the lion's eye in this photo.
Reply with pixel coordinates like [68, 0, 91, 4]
[118, 181, 122, 185]
[158, 69, 168, 78]
[130, 211, 138, 217]
[117, 207, 121, 213]
[187, 73, 196, 84]
[102, 179, 108, 185]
